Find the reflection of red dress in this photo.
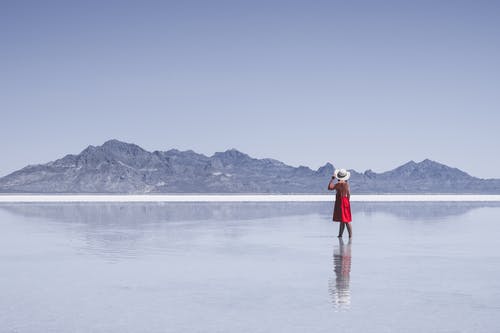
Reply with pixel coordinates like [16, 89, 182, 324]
[329, 182, 352, 223]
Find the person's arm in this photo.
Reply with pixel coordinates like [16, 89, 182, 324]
[347, 182, 351, 199]
[328, 176, 336, 191]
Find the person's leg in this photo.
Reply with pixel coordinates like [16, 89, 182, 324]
[345, 223, 353, 238]
[338, 223, 345, 237]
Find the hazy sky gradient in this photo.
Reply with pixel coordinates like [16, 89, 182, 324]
[1, 0, 499, 178]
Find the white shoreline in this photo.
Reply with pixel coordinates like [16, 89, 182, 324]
[0, 194, 500, 203]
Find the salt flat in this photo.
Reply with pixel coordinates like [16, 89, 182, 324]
[1, 202, 499, 333]
[0, 194, 500, 202]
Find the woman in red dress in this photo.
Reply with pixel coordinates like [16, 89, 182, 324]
[328, 168, 353, 238]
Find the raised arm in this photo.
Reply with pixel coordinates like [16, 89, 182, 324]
[328, 176, 336, 191]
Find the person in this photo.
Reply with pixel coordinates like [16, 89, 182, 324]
[328, 168, 353, 238]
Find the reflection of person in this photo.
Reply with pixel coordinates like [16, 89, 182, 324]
[329, 237, 352, 310]
[328, 168, 353, 238]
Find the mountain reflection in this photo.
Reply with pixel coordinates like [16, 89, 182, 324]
[0, 202, 328, 225]
[1, 202, 498, 224]
[329, 238, 352, 310]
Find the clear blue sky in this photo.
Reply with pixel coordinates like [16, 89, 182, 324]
[1, 0, 499, 178]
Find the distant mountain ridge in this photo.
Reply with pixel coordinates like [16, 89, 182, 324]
[0, 139, 499, 194]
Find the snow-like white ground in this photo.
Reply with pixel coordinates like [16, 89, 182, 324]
[0, 194, 500, 202]
[1, 203, 499, 332]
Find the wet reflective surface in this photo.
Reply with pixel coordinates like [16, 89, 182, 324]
[330, 238, 352, 311]
[1, 202, 499, 332]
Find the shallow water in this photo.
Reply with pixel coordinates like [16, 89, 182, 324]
[1, 202, 499, 332]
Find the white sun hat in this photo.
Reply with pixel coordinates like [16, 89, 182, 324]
[334, 168, 351, 181]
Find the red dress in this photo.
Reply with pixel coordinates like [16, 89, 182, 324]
[328, 181, 352, 223]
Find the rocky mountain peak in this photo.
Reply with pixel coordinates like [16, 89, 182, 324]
[100, 139, 146, 155]
[317, 162, 334, 176]
[212, 149, 251, 164]
[417, 158, 442, 167]
[0, 142, 498, 193]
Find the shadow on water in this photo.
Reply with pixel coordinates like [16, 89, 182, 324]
[329, 237, 352, 311]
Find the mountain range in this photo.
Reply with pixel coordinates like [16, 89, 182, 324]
[0, 139, 499, 194]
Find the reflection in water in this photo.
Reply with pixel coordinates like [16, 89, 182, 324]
[1, 202, 498, 224]
[353, 202, 500, 220]
[329, 238, 352, 310]
[0, 202, 330, 224]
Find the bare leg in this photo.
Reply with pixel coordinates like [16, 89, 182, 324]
[345, 223, 353, 238]
[338, 223, 345, 237]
